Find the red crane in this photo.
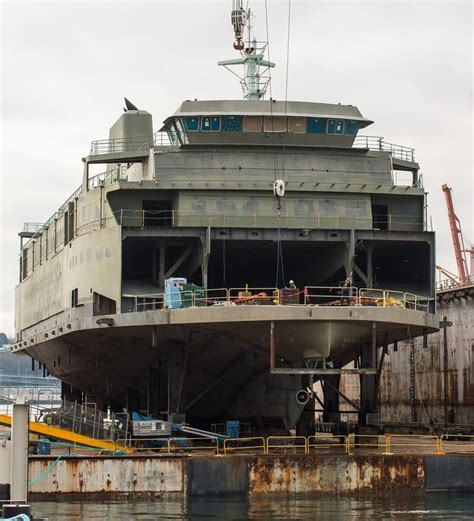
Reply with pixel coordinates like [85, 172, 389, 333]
[442, 184, 470, 285]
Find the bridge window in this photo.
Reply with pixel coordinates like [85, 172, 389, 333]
[307, 118, 327, 134]
[327, 119, 344, 135]
[243, 116, 262, 132]
[184, 116, 199, 132]
[201, 116, 221, 132]
[288, 117, 306, 133]
[345, 120, 358, 136]
[222, 115, 243, 131]
[264, 116, 287, 133]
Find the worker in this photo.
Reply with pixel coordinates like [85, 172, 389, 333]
[289, 280, 296, 289]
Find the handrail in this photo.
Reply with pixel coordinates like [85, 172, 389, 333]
[121, 284, 432, 312]
[21, 167, 126, 250]
[353, 135, 415, 163]
[89, 136, 152, 156]
[223, 437, 266, 455]
[266, 436, 308, 454]
[113, 208, 425, 230]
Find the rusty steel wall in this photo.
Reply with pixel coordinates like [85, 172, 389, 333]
[28, 454, 429, 497]
[29, 456, 184, 496]
[378, 287, 474, 425]
[248, 455, 424, 494]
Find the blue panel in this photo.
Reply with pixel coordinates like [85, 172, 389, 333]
[345, 120, 359, 136]
[307, 117, 327, 134]
[327, 119, 344, 135]
[222, 115, 243, 132]
[201, 116, 221, 132]
[184, 116, 199, 132]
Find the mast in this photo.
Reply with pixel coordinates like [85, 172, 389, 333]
[218, 1, 275, 100]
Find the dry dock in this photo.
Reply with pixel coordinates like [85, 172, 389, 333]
[28, 452, 474, 498]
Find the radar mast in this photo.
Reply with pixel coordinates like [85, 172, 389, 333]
[218, 0, 275, 100]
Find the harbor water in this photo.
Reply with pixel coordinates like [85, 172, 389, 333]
[31, 493, 474, 520]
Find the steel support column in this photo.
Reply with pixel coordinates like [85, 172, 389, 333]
[10, 403, 28, 503]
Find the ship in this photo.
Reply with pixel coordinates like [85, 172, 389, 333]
[12, 2, 438, 432]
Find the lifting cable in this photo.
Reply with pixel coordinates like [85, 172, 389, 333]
[265, 0, 292, 288]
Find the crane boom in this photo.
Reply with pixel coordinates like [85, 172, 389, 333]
[442, 184, 469, 285]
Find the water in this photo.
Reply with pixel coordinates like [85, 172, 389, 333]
[31, 493, 474, 520]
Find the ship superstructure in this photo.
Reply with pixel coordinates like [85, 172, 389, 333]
[13, 3, 438, 431]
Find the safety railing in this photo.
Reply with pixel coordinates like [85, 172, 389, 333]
[307, 434, 347, 453]
[118, 436, 220, 455]
[266, 436, 308, 454]
[353, 135, 415, 163]
[221, 434, 474, 457]
[228, 287, 280, 305]
[88, 167, 128, 190]
[305, 286, 358, 306]
[113, 208, 425, 231]
[385, 434, 442, 455]
[89, 136, 152, 156]
[122, 285, 432, 313]
[439, 434, 474, 454]
[437, 276, 474, 292]
[223, 437, 266, 455]
[41, 400, 129, 445]
[346, 434, 388, 455]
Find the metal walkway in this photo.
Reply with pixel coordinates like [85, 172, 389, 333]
[0, 414, 131, 453]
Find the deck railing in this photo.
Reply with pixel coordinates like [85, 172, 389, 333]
[122, 285, 431, 313]
[353, 135, 415, 163]
[114, 208, 424, 231]
[89, 136, 151, 156]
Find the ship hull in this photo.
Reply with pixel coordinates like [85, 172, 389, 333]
[22, 306, 438, 428]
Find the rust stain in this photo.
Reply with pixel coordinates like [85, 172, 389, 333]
[248, 455, 425, 495]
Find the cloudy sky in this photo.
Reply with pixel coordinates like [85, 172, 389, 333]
[1, 0, 472, 336]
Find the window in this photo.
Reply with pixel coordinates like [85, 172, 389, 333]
[71, 288, 78, 308]
[345, 120, 358, 136]
[222, 115, 243, 132]
[201, 116, 221, 132]
[307, 118, 327, 134]
[184, 116, 199, 132]
[243, 116, 262, 132]
[327, 119, 344, 135]
[288, 117, 306, 133]
[264, 116, 287, 133]
[167, 123, 178, 143]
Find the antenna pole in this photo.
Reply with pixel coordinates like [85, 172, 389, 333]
[219, 2, 275, 100]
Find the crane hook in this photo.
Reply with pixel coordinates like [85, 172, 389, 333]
[233, 39, 244, 50]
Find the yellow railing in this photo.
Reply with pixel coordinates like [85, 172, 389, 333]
[220, 433, 474, 457]
[307, 435, 346, 453]
[346, 433, 389, 455]
[153, 285, 431, 311]
[439, 434, 474, 454]
[385, 434, 442, 455]
[223, 437, 266, 455]
[102, 434, 474, 457]
[266, 436, 308, 454]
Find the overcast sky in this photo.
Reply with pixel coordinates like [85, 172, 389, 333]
[1, 1, 472, 336]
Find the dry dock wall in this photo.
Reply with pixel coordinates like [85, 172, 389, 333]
[28, 455, 474, 498]
[339, 286, 474, 424]
[379, 286, 474, 424]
